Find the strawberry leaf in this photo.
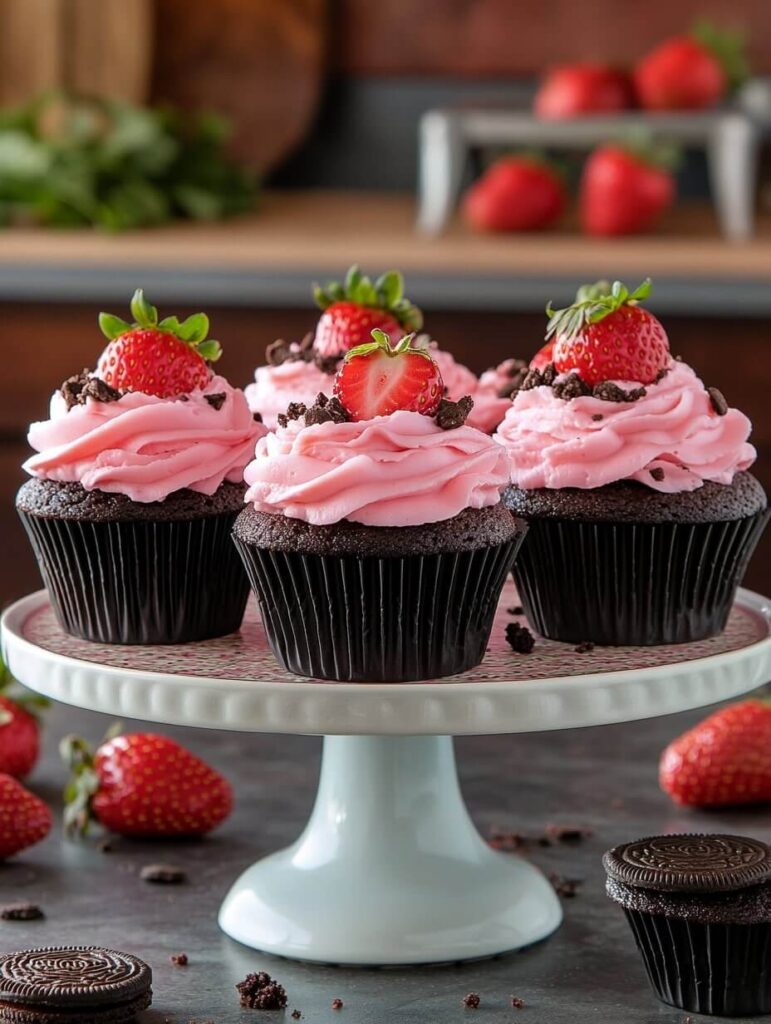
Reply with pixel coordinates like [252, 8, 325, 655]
[129, 289, 158, 328]
[313, 264, 422, 329]
[196, 339, 222, 362]
[375, 270, 403, 307]
[177, 312, 209, 344]
[546, 278, 653, 341]
[98, 313, 131, 340]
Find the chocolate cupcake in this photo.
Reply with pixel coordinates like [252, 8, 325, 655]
[604, 833, 771, 1017]
[18, 290, 263, 644]
[234, 332, 525, 681]
[496, 280, 767, 645]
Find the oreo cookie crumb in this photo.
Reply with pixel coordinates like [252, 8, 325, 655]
[552, 372, 591, 400]
[435, 395, 474, 430]
[204, 392, 226, 411]
[98, 838, 114, 853]
[505, 622, 535, 654]
[541, 362, 557, 386]
[549, 872, 582, 898]
[277, 401, 308, 429]
[649, 467, 665, 482]
[236, 971, 288, 1010]
[292, 1012, 303, 1020]
[591, 413, 603, 421]
[266, 333, 316, 367]
[520, 368, 543, 391]
[593, 381, 646, 403]
[331, 998, 344, 1009]
[1, 903, 44, 920]
[253, 411, 263, 423]
[708, 386, 728, 416]
[545, 824, 593, 843]
[140, 863, 187, 885]
[488, 828, 550, 851]
[511, 996, 526, 1008]
[171, 953, 188, 966]
[574, 641, 595, 653]
[497, 360, 529, 398]
[61, 370, 122, 410]
[315, 353, 342, 375]
[507, 605, 524, 615]
[303, 393, 350, 427]
[653, 365, 671, 383]
[462, 993, 481, 1008]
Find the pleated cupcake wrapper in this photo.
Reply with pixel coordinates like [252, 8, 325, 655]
[512, 510, 769, 646]
[19, 509, 250, 645]
[624, 908, 771, 1017]
[233, 537, 522, 681]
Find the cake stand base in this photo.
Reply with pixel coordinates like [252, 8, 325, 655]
[218, 735, 562, 964]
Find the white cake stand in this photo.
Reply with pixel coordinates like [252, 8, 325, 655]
[3, 584, 771, 966]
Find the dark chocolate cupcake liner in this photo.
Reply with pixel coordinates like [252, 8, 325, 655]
[624, 908, 771, 1016]
[511, 510, 768, 645]
[233, 537, 522, 681]
[18, 509, 249, 644]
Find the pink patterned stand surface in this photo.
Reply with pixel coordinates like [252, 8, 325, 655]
[21, 581, 769, 686]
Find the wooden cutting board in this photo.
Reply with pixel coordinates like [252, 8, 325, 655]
[0, 0, 153, 106]
[152, 0, 328, 172]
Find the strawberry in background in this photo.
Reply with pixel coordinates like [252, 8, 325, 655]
[579, 143, 676, 236]
[634, 22, 749, 111]
[660, 699, 771, 807]
[535, 64, 634, 118]
[463, 156, 567, 232]
[0, 773, 51, 859]
[0, 655, 47, 779]
[62, 729, 233, 839]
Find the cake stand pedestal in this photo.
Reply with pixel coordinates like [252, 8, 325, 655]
[3, 585, 771, 966]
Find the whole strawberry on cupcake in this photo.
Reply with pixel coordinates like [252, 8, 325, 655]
[245, 265, 423, 428]
[234, 329, 524, 681]
[495, 278, 767, 645]
[18, 289, 264, 645]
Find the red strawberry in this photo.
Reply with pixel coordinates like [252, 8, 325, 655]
[62, 730, 233, 838]
[530, 341, 554, 371]
[96, 290, 221, 398]
[634, 24, 747, 111]
[313, 266, 422, 359]
[546, 279, 670, 386]
[660, 700, 771, 807]
[333, 329, 443, 421]
[463, 157, 566, 233]
[580, 144, 675, 237]
[0, 773, 51, 858]
[535, 64, 634, 118]
[0, 656, 46, 779]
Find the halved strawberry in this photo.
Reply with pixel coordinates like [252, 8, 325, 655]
[313, 266, 423, 358]
[96, 290, 222, 398]
[546, 278, 670, 386]
[333, 329, 443, 421]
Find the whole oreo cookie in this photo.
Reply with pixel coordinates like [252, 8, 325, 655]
[0, 947, 151, 1024]
[603, 833, 771, 893]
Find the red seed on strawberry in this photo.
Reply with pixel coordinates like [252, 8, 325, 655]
[0, 774, 51, 859]
[660, 699, 771, 808]
[333, 329, 444, 422]
[96, 290, 222, 399]
[545, 279, 670, 386]
[313, 265, 422, 359]
[61, 730, 232, 839]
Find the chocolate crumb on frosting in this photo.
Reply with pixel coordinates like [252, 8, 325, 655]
[303, 393, 350, 427]
[266, 332, 341, 376]
[253, 411, 263, 423]
[707, 386, 728, 416]
[650, 467, 665, 482]
[520, 367, 544, 391]
[592, 381, 647, 403]
[496, 359, 529, 399]
[552, 372, 591, 400]
[61, 370, 122, 410]
[506, 622, 535, 654]
[436, 395, 474, 430]
[236, 972, 288, 1010]
[316, 353, 342, 375]
[204, 392, 226, 410]
[592, 413, 604, 421]
[541, 362, 557, 386]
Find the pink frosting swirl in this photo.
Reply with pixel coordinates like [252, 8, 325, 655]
[494, 360, 755, 493]
[466, 359, 519, 434]
[243, 409, 510, 526]
[427, 343, 478, 400]
[245, 353, 333, 430]
[24, 375, 264, 503]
